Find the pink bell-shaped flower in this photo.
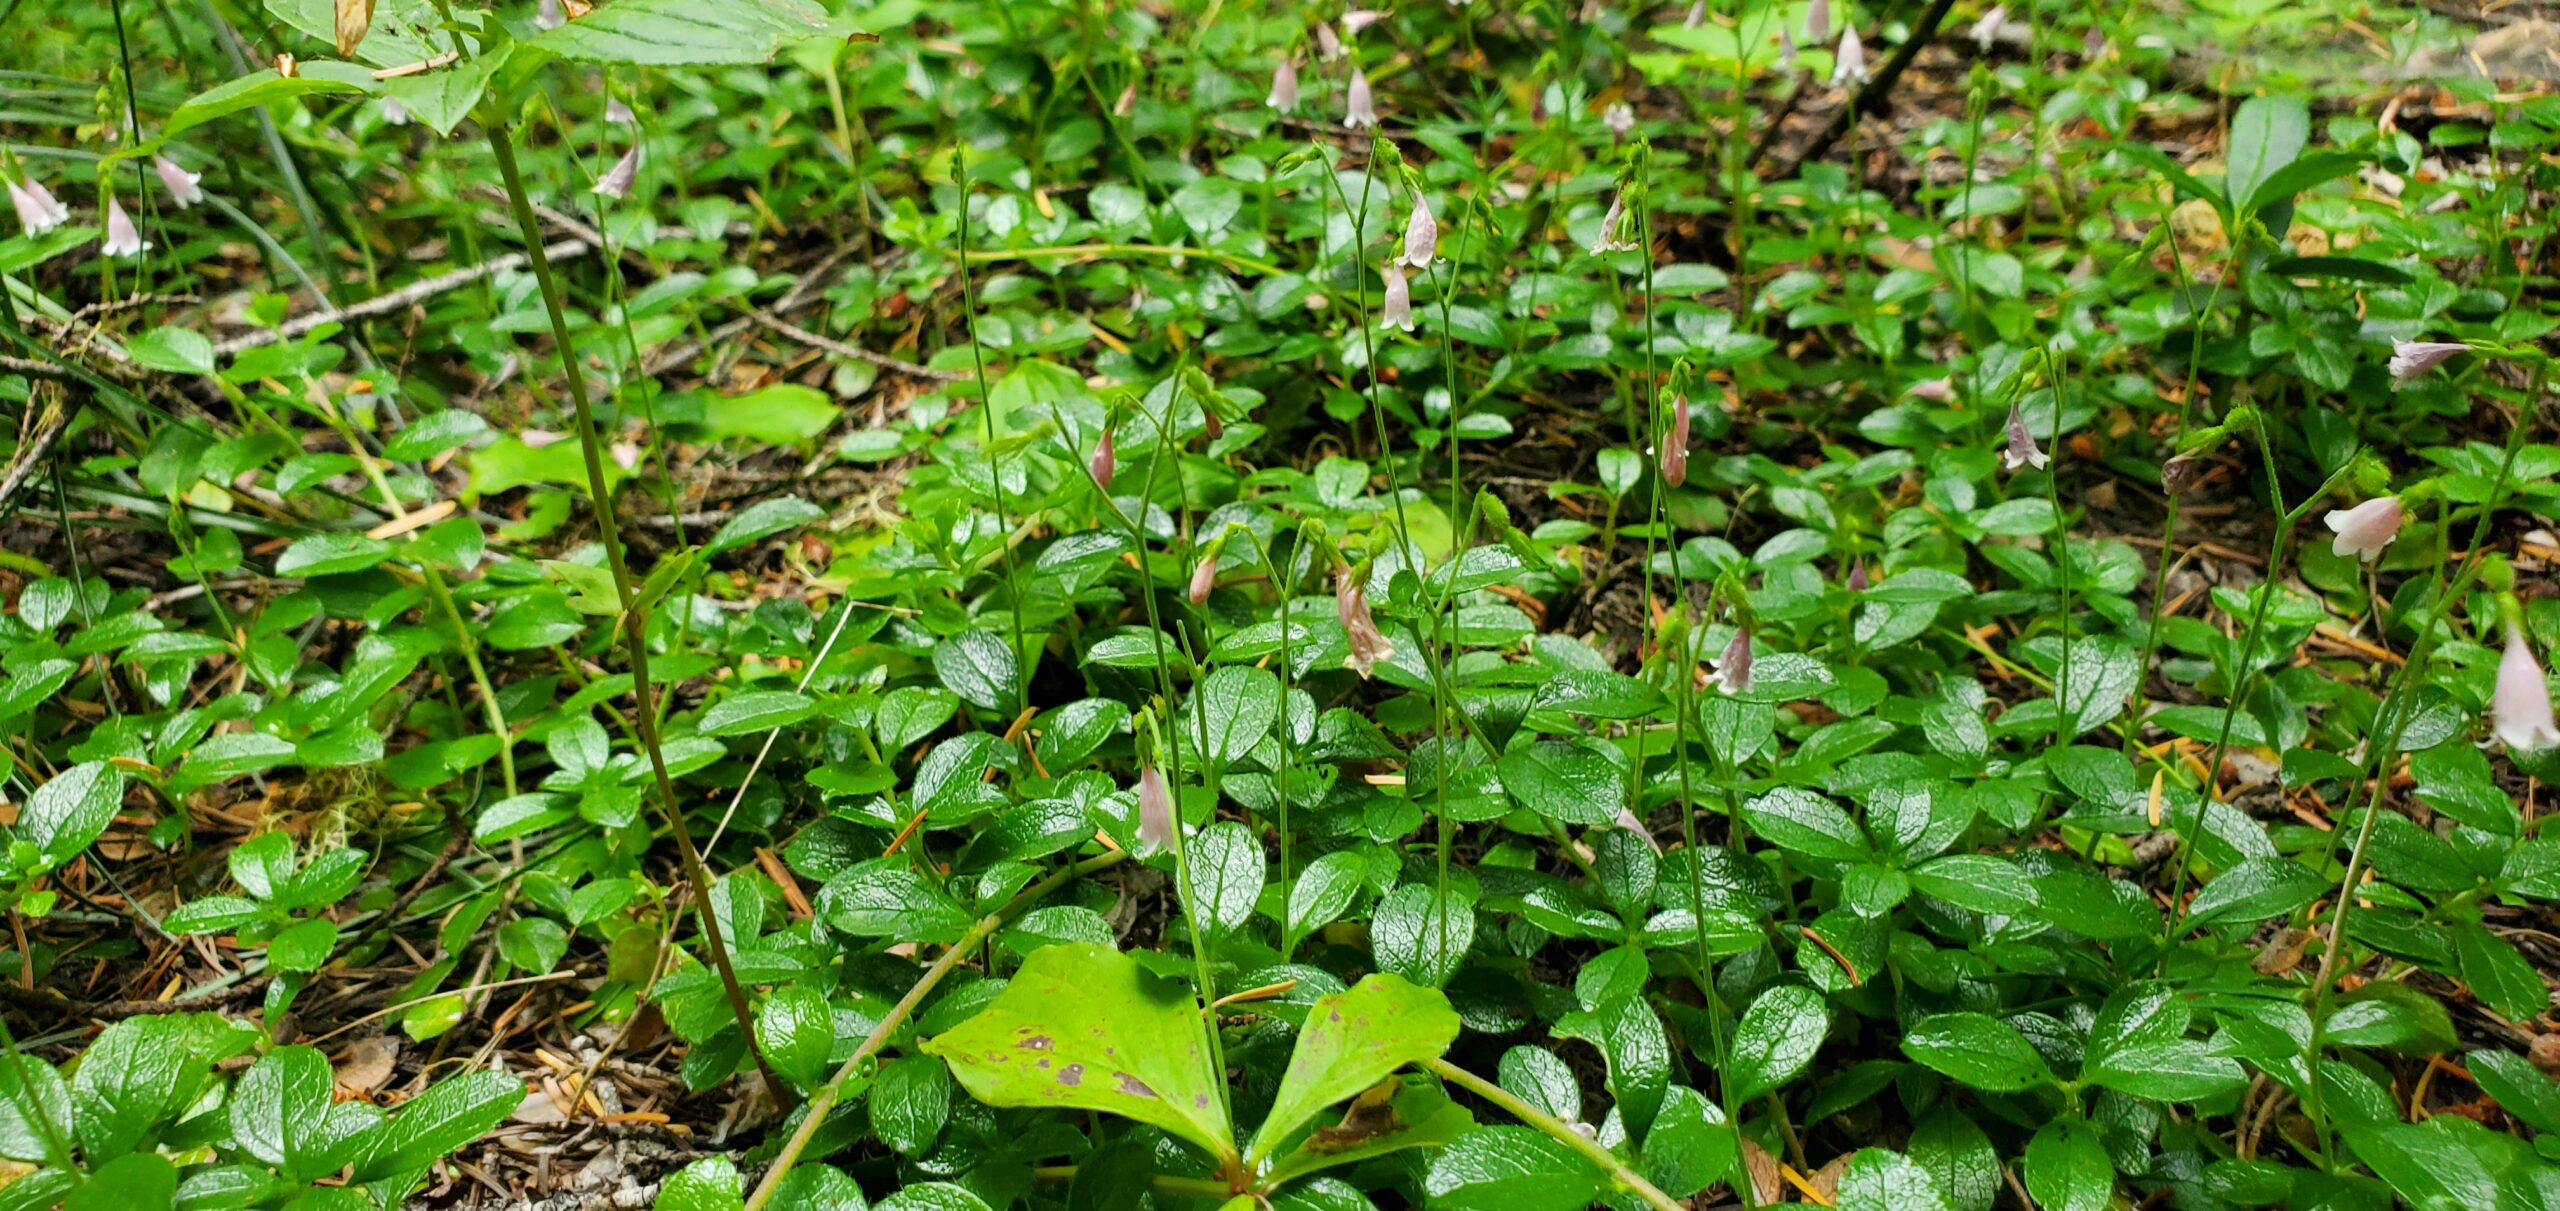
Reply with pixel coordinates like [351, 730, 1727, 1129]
[1380, 262, 1415, 332]
[1970, 4, 2006, 51]
[592, 145, 640, 199]
[2001, 399, 2049, 472]
[1315, 21, 1345, 61]
[604, 98, 636, 125]
[1344, 69, 1376, 128]
[1089, 428, 1115, 486]
[1659, 394, 1691, 487]
[1590, 192, 1639, 254]
[1401, 194, 1436, 269]
[1136, 766, 1178, 852]
[9, 177, 67, 235]
[1603, 102, 1634, 139]
[1337, 565, 1396, 678]
[2322, 496, 2403, 563]
[1832, 26, 1869, 88]
[2495, 621, 2560, 752]
[1804, 0, 1831, 41]
[1267, 59, 1299, 111]
[101, 196, 150, 258]
[153, 156, 203, 208]
[1187, 549, 1219, 604]
[2388, 340, 2466, 389]
[1711, 625, 1754, 695]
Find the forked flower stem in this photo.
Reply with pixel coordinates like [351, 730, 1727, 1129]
[1422, 1056, 1683, 1211]
[483, 120, 782, 1103]
[744, 850, 1132, 1211]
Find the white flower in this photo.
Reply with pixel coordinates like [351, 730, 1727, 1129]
[1316, 21, 1345, 61]
[1589, 191, 1639, 254]
[604, 98, 635, 125]
[1136, 767, 1176, 853]
[101, 196, 150, 258]
[8, 178, 66, 236]
[2001, 399, 2048, 472]
[2388, 340, 2466, 388]
[1711, 626, 1754, 695]
[1906, 377, 1955, 402]
[2322, 496, 2403, 563]
[380, 97, 411, 126]
[1804, 0, 1831, 41]
[592, 145, 640, 200]
[1970, 4, 2006, 52]
[1831, 26, 1868, 88]
[1337, 565, 1396, 678]
[152, 156, 203, 208]
[1344, 69, 1376, 128]
[1380, 262, 1415, 331]
[2494, 622, 2560, 752]
[1603, 102, 1634, 139]
[1341, 9, 1387, 33]
[1267, 59, 1299, 111]
[1401, 194, 1436, 269]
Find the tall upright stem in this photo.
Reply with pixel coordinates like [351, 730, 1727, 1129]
[483, 120, 781, 1101]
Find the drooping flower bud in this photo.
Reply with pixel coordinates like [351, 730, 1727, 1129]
[2388, 340, 2466, 388]
[1401, 194, 1436, 269]
[1380, 262, 1415, 332]
[8, 178, 66, 236]
[2322, 496, 2403, 563]
[1614, 807, 1663, 854]
[2001, 399, 2049, 472]
[1136, 766, 1177, 852]
[1845, 561, 1869, 592]
[101, 196, 149, 258]
[1832, 26, 1868, 88]
[592, 144, 640, 199]
[2161, 455, 2202, 495]
[1804, 0, 1831, 41]
[1659, 394, 1691, 487]
[2496, 621, 2560, 752]
[1188, 548, 1219, 604]
[1089, 428, 1115, 486]
[1337, 564, 1396, 678]
[1685, 0, 1705, 26]
[1970, 4, 2006, 51]
[1711, 625, 1753, 695]
[153, 156, 203, 208]
[1344, 69, 1376, 128]
[1267, 59, 1299, 111]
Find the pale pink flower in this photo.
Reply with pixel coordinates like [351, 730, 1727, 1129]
[9, 178, 67, 235]
[1779, 24, 1799, 69]
[535, 0, 565, 29]
[1089, 428, 1115, 485]
[2494, 622, 2560, 751]
[153, 156, 203, 208]
[1188, 549, 1219, 604]
[2322, 496, 2403, 563]
[1970, 4, 2006, 51]
[101, 196, 149, 258]
[1136, 766, 1177, 852]
[1711, 626, 1753, 695]
[1659, 394, 1690, 487]
[1401, 193, 1436, 268]
[1316, 22, 1345, 61]
[1341, 9, 1387, 34]
[1590, 192, 1638, 254]
[1603, 102, 1634, 139]
[609, 440, 641, 471]
[1845, 561, 1869, 592]
[1832, 26, 1868, 88]
[604, 98, 635, 125]
[1337, 565, 1396, 678]
[1344, 69, 1376, 128]
[1267, 59, 1299, 111]
[380, 97, 411, 126]
[1613, 807, 1662, 853]
[1685, 0, 1706, 26]
[592, 145, 639, 199]
[1380, 262, 1415, 331]
[1906, 377, 1955, 401]
[2001, 399, 2048, 472]
[2388, 340, 2466, 388]
[1804, 0, 1831, 42]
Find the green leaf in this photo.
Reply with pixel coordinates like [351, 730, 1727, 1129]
[1285, 850, 1365, 946]
[24, 762, 125, 870]
[933, 629, 1020, 714]
[1907, 1108, 2000, 1211]
[1727, 984, 1827, 1103]
[819, 860, 973, 944]
[2184, 856, 2323, 929]
[530, 0, 828, 65]
[870, 1056, 952, 1157]
[922, 944, 1235, 1165]
[382, 410, 490, 461]
[124, 326, 216, 375]
[2468, 1049, 2560, 1136]
[656, 1157, 747, 1211]
[2454, 923, 2547, 1020]
[1740, 788, 1868, 862]
[1421, 1126, 1604, 1211]
[2225, 94, 2310, 214]
[275, 533, 397, 578]
[1554, 997, 1669, 1146]
[1372, 883, 1475, 987]
[0, 1049, 69, 1164]
[1497, 738, 1625, 826]
[1910, 854, 2037, 915]
[267, 918, 338, 972]
[758, 985, 831, 1088]
[358, 1069, 521, 1182]
[1261, 1077, 1474, 1188]
[1250, 974, 1461, 1166]
[767, 1165, 868, 1211]
[2342, 1118, 2506, 1211]
[2084, 1040, 2246, 1102]
[706, 496, 825, 555]
[700, 690, 817, 737]
[679, 382, 840, 443]
[1900, 1013, 2053, 1092]
[2024, 1119, 2111, 1211]
[166, 70, 368, 140]
[1185, 821, 1265, 938]
[62, 1153, 174, 1211]
[876, 1185, 993, 1211]
[1190, 665, 1280, 767]
[71, 1015, 229, 1159]
[1836, 1148, 1958, 1211]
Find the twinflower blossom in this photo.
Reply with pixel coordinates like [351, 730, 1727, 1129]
[1401, 194, 1436, 269]
[1267, 59, 1299, 111]
[1380, 263, 1415, 331]
[1590, 192, 1639, 254]
[153, 156, 203, 208]
[2322, 496, 2403, 563]
[1344, 69, 1376, 127]
[1337, 565, 1395, 678]
[1659, 395, 1691, 487]
[1832, 26, 1868, 88]
[592, 145, 639, 199]
[1089, 429, 1115, 486]
[2495, 622, 2560, 752]
[1711, 626, 1754, 695]
[1136, 766, 1177, 852]
[1970, 5, 2006, 51]
[9, 177, 68, 235]
[2388, 340, 2466, 388]
[2001, 400, 2048, 471]
[101, 196, 149, 258]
